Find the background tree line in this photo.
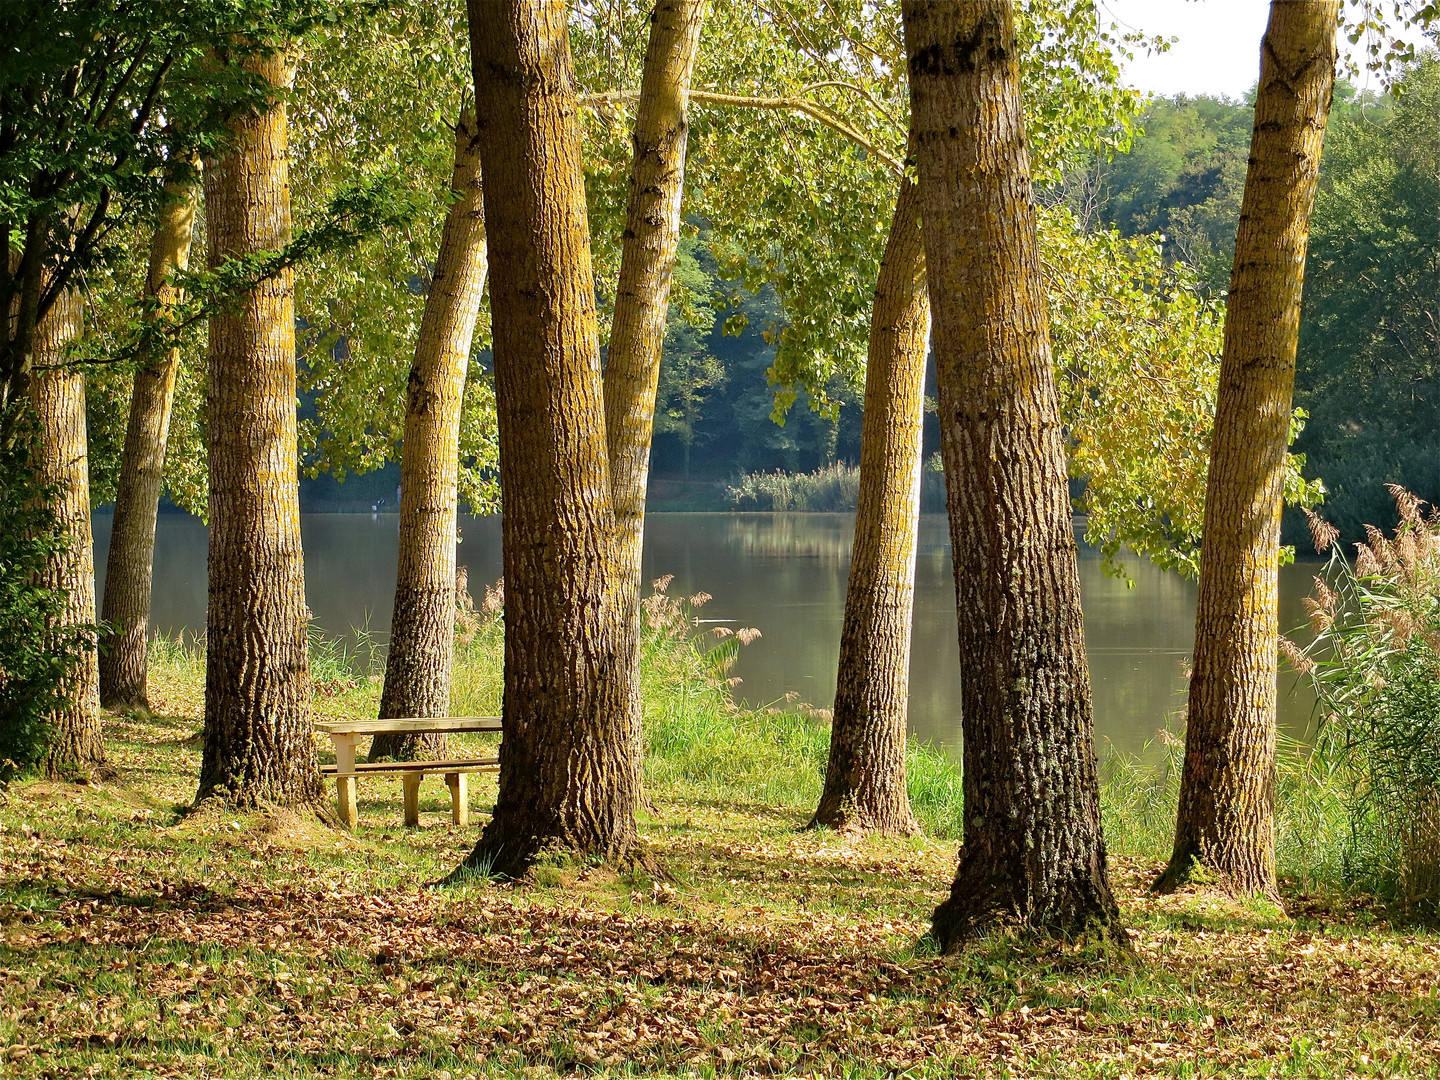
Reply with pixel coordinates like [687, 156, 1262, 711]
[1059, 59, 1440, 548]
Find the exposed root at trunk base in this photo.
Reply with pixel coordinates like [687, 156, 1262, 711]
[446, 828, 663, 886]
[184, 792, 340, 832]
[44, 759, 118, 785]
[1151, 846, 1285, 909]
[931, 874, 1133, 961]
[804, 805, 921, 839]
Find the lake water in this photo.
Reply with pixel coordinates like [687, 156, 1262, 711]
[92, 511, 1318, 759]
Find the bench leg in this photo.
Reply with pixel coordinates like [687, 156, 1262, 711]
[402, 772, 422, 827]
[336, 775, 357, 830]
[446, 772, 468, 827]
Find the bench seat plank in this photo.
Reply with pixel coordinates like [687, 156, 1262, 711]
[320, 760, 498, 826]
[316, 717, 501, 735]
[320, 758, 499, 775]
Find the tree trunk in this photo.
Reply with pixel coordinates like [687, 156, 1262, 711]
[99, 174, 198, 709]
[903, 0, 1122, 948]
[1156, 0, 1339, 901]
[810, 174, 927, 836]
[603, 0, 706, 772]
[460, 0, 638, 876]
[370, 108, 488, 764]
[30, 284, 107, 779]
[604, 0, 706, 594]
[197, 47, 324, 812]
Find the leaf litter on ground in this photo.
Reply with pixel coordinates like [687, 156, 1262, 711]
[3, 707, 1440, 1078]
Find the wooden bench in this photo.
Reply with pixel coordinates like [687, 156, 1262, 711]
[316, 717, 501, 830]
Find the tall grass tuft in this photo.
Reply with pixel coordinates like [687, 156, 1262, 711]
[307, 618, 385, 696]
[635, 577, 829, 806]
[450, 570, 504, 716]
[1293, 489, 1440, 917]
[905, 743, 965, 838]
[635, 576, 976, 833]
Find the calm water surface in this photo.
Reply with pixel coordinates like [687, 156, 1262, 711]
[92, 511, 1317, 758]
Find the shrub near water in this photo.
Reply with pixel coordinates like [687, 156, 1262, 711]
[726, 457, 947, 512]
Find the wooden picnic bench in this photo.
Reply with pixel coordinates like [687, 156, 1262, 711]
[315, 717, 502, 830]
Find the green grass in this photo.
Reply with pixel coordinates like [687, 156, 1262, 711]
[141, 597, 1356, 878]
[5, 592, 1439, 1077]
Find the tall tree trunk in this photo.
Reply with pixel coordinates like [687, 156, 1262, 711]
[370, 108, 488, 764]
[197, 47, 324, 812]
[30, 284, 107, 779]
[604, 0, 706, 599]
[603, 0, 706, 773]
[810, 174, 927, 836]
[1156, 1, 1339, 900]
[460, 0, 638, 876]
[903, 0, 1122, 948]
[99, 174, 198, 709]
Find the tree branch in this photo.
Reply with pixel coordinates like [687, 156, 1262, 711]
[581, 87, 902, 176]
[92, 38, 152, 132]
[798, 79, 902, 131]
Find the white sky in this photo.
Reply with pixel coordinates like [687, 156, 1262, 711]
[1099, 0, 1435, 100]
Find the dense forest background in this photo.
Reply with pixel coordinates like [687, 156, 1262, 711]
[1069, 59, 1440, 549]
[210, 57, 1438, 549]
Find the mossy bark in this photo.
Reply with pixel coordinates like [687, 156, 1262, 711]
[461, 0, 638, 876]
[197, 47, 324, 812]
[30, 284, 107, 780]
[370, 108, 488, 764]
[903, 0, 1122, 949]
[811, 173, 927, 837]
[1157, 0, 1340, 901]
[603, 0, 706, 775]
[99, 174, 198, 709]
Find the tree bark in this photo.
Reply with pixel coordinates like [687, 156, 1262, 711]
[903, 0, 1122, 948]
[1156, 0, 1339, 901]
[370, 108, 488, 764]
[197, 47, 324, 812]
[460, 0, 638, 876]
[99, 173, 198, 709]
[30, 284, 107, 779]
[604, 0, 706, 591]
[603, 0, 706, 763]
[810, 173, 927, 836]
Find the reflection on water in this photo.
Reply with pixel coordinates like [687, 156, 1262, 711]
[93, 510, 1317, 760]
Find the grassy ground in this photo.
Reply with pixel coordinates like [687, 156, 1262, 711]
[3, 606, 1439, 1078]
